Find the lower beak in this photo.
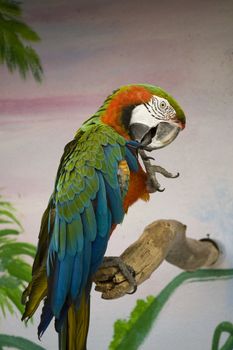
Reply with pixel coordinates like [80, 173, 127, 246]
[130, 122, 181, 150]
[145, 122, 180, 150]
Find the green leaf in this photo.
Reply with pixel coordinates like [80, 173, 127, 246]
[0, 229, 20, 237]
[0, 292, 15, 317]
[0, 200, 15, 209]
[0, 241, 36, 258]
[0, 209, 22, 229]
[0, 219, 12, 225]
[0, 0, 21, 18]
[0, 0, 43, 82]
[0, 194, 38, 322]
[5, 287, 25, 315]
[0, 334, 45, 350]
[4, 19, 41, 42]
[212, 322, 233, 350]
[109, 297, 154, 350]
[0, 275, 20, 288]
[110, 269, 233, 350]
[5, 258, 32, 282]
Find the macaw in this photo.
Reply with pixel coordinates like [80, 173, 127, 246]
[22, 84, 185, 350]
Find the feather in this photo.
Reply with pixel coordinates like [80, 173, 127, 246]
[96, 172, 108, 237]
[55, 303, 69, 333]
[75, 237, 92, 306]
[38, 298, 53, 339]
[58, 219, 66, 260]
[51, 214, 59, 252]
[125, 146, 139, 172]
[90, 208, 112, 275]
[66, 214, 83, 255]
[105, 181, 124, 224]
[52, 254, 74, 318]
[70, 252, 83, 299]
[81, 203, 97, 242]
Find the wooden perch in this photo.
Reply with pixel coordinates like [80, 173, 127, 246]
[93, 220, 220, 299]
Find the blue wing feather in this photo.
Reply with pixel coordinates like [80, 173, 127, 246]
[39, 125, 139, 335]
[57, 218, 66, 260]
[105, 180, 124, 223]
[70, 252, 83, 299]
[52, 254, 74, 318]
[66, 213, 83, 254]
[90, 208, 112, 275]
[125, 146, 139, 172]
[81, 203, 97, 242]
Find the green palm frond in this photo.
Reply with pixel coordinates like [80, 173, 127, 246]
[0, 0, 21, 17]
[0, 195, 36, 319]
[0, 334, 46, 350]
[0, 0, 43, 81]
[0, 195, 46, 349]
[0, 196, 22, 229]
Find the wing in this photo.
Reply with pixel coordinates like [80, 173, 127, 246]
[40, 124, 138, 331]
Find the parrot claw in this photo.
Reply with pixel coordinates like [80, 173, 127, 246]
[142, 156, 155, 161]
[98, 256, 137, 294]
[139, 150, 179, 193]
[157, 187, 165, 192]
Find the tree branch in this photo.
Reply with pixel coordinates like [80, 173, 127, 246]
[93, 220, 220, 299]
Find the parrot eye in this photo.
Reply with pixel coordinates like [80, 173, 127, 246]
[160, 101, 166, 109]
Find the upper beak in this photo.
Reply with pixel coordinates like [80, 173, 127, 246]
[130, 120, 183, 150]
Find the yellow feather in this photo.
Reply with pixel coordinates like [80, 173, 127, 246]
[59, 293, 90, 350]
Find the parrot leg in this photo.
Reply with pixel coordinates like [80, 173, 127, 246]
[139, 150, 179, 193]
[99, 256, 137, 294]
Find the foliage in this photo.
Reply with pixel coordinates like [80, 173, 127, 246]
[212, 321, 233, 350]
[0, 0, 43, 81]
[109, 296, 154, 350]
[0, 195, 36, 318]
[0, 195, 46, 349]
[0, 334, 45, 350]
[109, 269, 233, 350]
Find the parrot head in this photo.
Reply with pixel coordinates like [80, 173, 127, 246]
[90, 84, 185, 151]
[128, 87, 185, 150]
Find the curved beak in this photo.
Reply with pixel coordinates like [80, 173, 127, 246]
[129, 104, 184, 151]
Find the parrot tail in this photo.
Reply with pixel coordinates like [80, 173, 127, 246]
[59, 293, 90, 350]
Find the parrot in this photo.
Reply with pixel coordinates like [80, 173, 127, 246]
[22, 84, 185, 350]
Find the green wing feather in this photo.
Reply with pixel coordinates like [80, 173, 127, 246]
[22, 122, 137, 342]
[37, 123, 127, 333]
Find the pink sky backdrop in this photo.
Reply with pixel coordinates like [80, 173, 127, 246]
[1, 0, 233, 349]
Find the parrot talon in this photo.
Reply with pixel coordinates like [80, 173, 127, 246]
[139, 150, 180, 193]
[100, 256, 137, 293]
[127, 285, 137, 294]
[143, 156, 155, 161]
[170, 172, 180, 179]
[157, 187, 165, 192]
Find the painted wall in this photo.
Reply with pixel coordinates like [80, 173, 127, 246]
[1, 0, 233, 349]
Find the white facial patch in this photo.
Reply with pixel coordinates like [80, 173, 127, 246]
[144, 96, 176, 121]
[130, 103, 159, 129]
[129, 95, 180, 150]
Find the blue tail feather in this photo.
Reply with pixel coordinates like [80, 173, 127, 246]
[38, 298, 53, 339]
[52, 254, 74, 318]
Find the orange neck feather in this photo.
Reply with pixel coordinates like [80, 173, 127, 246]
[101, 85, 152, 139]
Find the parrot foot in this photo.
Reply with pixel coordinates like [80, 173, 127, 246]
[139, 150, 179, 193]
[97, 256, 137, 294]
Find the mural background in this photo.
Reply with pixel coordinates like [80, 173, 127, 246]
[1, 0, 233, 348]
